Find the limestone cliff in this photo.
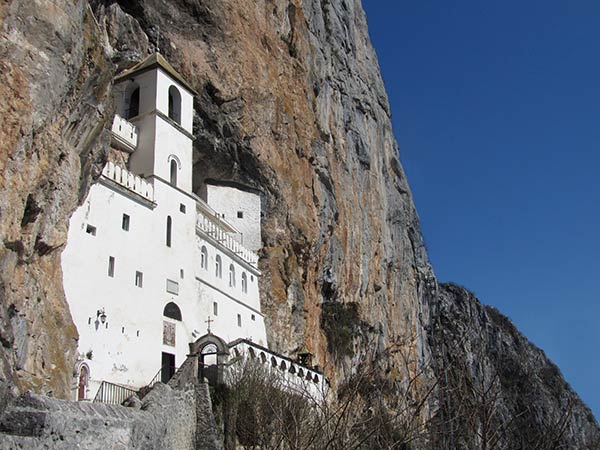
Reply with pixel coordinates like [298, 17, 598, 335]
[0, 0, 113, 399]
[0, 0, 598, 447]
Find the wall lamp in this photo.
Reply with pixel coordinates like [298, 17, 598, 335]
[96, 308, 107, 324]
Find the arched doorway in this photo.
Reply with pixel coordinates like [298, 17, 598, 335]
[77, 365, 89, 401]
[200, 343, 219, 385]
[190, 334, 230, 385]
[161, 302, 182, 383]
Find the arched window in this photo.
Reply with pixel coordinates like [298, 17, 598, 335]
[170, 159, 178, 187]
[241, 272, 248, 293]
[168, 85, 182, 125]
[248, 348, 256, 359]
[279, 360, 287, 371]
[289, 365, 296, 375]
[166, 216, 172, 247]
[229, 264, 236, 287]
[215, 255, 222, 278]
[163, 302, 182, 321]
[200, 246, 208, 269]
[127, 86, 140, 119]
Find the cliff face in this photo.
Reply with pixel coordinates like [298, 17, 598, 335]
[92, 0, 434, 388]
[429, 284, 599, 448]
[0, 0, 598, 446]
[0, 0, 113, 399]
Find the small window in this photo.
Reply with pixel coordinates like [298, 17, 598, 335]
[180, 269, 184, 279]
[179, 203, 186, 213]
[166, 216, 172, 247]
[166, 279, 179, 295]
[201, 246, 208, 270]
[122, 214, 130, 231]
[170, 160, 178, 187]
[108, 256, 115, 277]
[86, 224, 96, 236]
[251, 314, 255, 321]
[215, 255, 222, 278]
[237, 211, 244, 219]
[237, 314, 242, 327]
[213, 302, 218, 316]
[241, 272, 248, 293]
[135, 271, 143, 288]
[229, 264, 236, 287]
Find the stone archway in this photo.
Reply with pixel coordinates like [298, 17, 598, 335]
[190, 333, 230, 385]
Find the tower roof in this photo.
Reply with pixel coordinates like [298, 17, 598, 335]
[114, 53, 197, 95]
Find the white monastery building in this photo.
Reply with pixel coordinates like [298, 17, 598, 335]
[61, 54, 325, 403]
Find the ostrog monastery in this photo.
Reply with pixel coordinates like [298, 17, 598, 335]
[61, 53, 325, 402]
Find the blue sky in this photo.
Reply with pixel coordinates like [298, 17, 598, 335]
[361, 1, 600, 418]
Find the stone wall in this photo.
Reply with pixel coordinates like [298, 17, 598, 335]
[0, 382, 199, 450]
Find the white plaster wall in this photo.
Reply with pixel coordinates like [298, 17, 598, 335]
[205, 185, 262, 252]
[62, 173, 267, 398]
[229, 342, 328, 401]
[113, 70, 158, 119]
[128, 114, 156, 178]
[153, 117, 193, 192]
[156, 70, 194, 133]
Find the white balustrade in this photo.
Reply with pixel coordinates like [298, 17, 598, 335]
[110, 114, 138, 151]
[196, 207, 258, 266]
[102, 162, 154, 202]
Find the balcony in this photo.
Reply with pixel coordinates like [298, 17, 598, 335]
[101, 162, 154, 203]
[195, 200, 258, 267]
[110, 114, 138, 152]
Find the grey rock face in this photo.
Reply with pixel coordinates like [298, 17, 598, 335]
[0, 0, 597, 447]
[428, 283, 600, 449]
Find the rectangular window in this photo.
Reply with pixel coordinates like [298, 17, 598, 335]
[135, 271, 143, 288]
[86, 224, 96, 236]
[237, 314, 242, 327]
[237, 211, 244, 219]
[251, 314, 256, 321]
[179, 203, 186, 213]
[166, 279, 179, 295]
[213, 302, 218, 316]
[180, 269, 184, 279]
[108, 256, 115, 277]
[122, 214, 130, 231]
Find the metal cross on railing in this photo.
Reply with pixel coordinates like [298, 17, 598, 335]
[205, 316, 213, 333]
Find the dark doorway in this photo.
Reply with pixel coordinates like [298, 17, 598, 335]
[161, 352, 176, 383]
[77, 365, 89, 400]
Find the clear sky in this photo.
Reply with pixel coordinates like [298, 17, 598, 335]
[361, 0, 600, 419]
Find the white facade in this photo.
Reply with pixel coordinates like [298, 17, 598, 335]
[205, 183, 262, 252]
[62, 55, 267, 400]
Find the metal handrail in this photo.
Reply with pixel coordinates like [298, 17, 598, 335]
[93, 380, 137, 405]
[147, 364, 178, 389]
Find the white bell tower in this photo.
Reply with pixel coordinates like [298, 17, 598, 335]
[112, 53, 196, 193]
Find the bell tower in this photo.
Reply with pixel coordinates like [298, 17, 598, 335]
[112, 53, 196, 193]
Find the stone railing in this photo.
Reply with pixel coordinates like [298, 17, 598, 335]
[102, 162, 154, 202]
[110, 114, 138, 151]
[196, 207, 258, 267]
